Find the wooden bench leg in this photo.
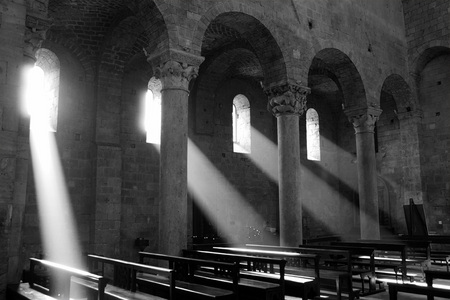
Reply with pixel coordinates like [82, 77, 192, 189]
[359, 274, 365, 293]
[335, 278, 341, 300]
[388, 285, 397, 300]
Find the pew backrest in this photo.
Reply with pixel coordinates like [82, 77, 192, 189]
[29, 258, 108, 300]
[87, 254, 175, 299]
[139, 251, 240, 294]
[183, 248, 287, 297]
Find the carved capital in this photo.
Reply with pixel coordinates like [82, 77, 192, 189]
[146, 48, 204, 92]
[24, 14, 53, 61]
[345, 107, 382, 134]
[153, 60, 199, 92]
[265, 83, 310, 117]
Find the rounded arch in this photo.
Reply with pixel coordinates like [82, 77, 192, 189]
[412, 46, 450, 76]
[193, 3, 289, 86]
[125, 0, 169, 56]
[42, 38, 95, 82]
[308, 48, 367, 109]
[380, 74, 412, 115]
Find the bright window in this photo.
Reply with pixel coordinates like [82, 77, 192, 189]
[145, 77, 162, 144]
[306, 108, 320, 161]
[26, 48, 60, 131]
[232, 94, 250, 153]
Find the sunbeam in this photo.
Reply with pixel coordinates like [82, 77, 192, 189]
[187, 139, 277, 245]
[26, 66, 83, 269]
[248, 128, 278, 183]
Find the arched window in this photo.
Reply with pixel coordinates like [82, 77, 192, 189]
[145, 77, 162, 144]
[232, 94, 251, 153]
[26, 48, 60, 131]
[306, 108, 320, 161]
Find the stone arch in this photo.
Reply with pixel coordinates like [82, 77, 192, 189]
[193, 3, 289, 86]
[380, 74, 412, 115]
[412, 46, 450, 77]
[193, 44, 264, 135]
[308, 48, 367, 109]
[42, 38, 95, 83]
[125, 0, 169, 56]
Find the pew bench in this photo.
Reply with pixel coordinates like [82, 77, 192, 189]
[245, 244, 360, 300]
[182, 249, 287, 300]
[430, 251, 450, 271]
[86, 254, 174, 300]
[388, 270, 450, 300]
[13, 257, 108, 300]
[332, 240, 426, 282]
[138, 251, 239, 300]
[210, 246, 320, 300]
[299, 243, 386, 296]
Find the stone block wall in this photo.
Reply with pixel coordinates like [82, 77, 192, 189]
[403, 0, 450, 57]
[190, 78, 278, 244]
[419, 54, 450, 233]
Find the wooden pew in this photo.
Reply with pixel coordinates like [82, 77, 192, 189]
[244, 244, 360, 300]
[138, 251, 239, 300]
[332, 240, 425, 282]
[206, 246, 320, 300]
[86, 254, 174, 300]
[298, 244, 385, 296]
[13, 257, 108, 300]
[388, 270, 450, 300]
[182, 249, 287, 300]
[400, 235, 450, 271]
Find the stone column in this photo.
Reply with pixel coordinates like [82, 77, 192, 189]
[147, 49, 203, 255]
[265, 83, 310, 246]
[345, 107, 382, 239]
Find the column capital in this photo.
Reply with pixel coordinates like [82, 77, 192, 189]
[24, 13, 53, 61]
[265, 82, 310, 117]
[345, 106, 382, 134]
[146, 48, 204, 92]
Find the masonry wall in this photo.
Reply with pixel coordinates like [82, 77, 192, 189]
[419, 54, 450, 233]
[377, 91, 403, 234]
[190, 78, 279, 244]
[403, 0, 450, 57]
[300, 92, 358, 239]
[0, 2, 29, 298]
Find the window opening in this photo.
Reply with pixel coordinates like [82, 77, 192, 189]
[26, 48, 60, 131]
[232, 94, 250, 153]
[306, 108, 320, 161]
[145, 77, 162, 144]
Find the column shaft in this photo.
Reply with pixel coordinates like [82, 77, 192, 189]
[265, 83, 310, 246]
[159, 88, 189, 255]
[278, 115, 302, 246]
[355, 130, 380, 239]
[147, 51, 203, 256]
[346, 107, 382, 240]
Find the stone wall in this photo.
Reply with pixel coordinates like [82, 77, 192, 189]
[419, 54, 450, 233]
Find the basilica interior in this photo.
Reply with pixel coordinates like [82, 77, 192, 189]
[0, 0, 449, 299]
